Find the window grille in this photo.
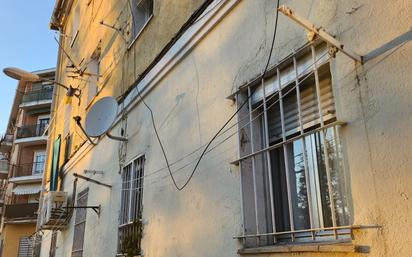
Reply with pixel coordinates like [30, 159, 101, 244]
[129, 0, 153, 42]
[118, 156, 145, 256]
[17, 237, 33, 257]
[71, 188, 89, 257]
[235, 43, 351, 247]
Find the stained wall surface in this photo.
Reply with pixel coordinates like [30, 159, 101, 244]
[40, 0, 412, 257]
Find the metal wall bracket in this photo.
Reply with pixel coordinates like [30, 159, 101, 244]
[73, 173, 112, 189]
[278, 5, 363, 63]
[64, 205, 101, 216]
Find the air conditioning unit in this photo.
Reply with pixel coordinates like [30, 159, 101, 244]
[39, 191, 69, 230]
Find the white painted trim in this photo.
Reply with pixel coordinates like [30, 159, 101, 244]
[19, 99, 52, 109]
[9, 174, 43, 184]
[33, 150, 46, 175]
[37, 114, 51, 122]
[14, 136, 48, 145]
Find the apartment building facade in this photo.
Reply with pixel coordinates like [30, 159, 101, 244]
[0, 69, 55, 257]
[38, 0, 411, 257]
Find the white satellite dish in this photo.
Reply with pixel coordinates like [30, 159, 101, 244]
[85, 97, 118, 137]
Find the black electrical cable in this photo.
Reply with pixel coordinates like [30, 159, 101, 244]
[139, 0, 281, 191]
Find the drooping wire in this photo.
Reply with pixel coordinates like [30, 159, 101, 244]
[137, 0, 281, 191]
[122, 54, 330, 189]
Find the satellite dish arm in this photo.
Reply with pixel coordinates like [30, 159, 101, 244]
[106, 132, 128, 142]
[73, 116, 97, 145]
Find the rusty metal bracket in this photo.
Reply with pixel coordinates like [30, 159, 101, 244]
[278, 5, 363, 63]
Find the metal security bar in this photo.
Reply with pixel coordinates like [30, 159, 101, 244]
[118, 155, 145, 256]
[235, 43, 352, 247]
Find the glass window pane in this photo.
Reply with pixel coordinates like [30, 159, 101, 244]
[270, 147, 290, 232]
[325, 127, 350, 226]
[286, 140, 311, 230]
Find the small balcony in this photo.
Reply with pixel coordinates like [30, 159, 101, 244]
[0, 134, 13, 151]
[19, 88, 53, 111]
[0, 160, 9, 179]
[4, 202, 38, 222]
[15, 124, 48, 145]
[9, 162, 44, 184]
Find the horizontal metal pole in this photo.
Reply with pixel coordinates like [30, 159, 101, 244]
[231, 121, 346, 165]
[73, 173, 112, 188]
[278, 5, 363, 63]
[233, 225, 381, 239]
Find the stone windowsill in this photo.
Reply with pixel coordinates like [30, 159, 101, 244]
[238, 241, 370, 255]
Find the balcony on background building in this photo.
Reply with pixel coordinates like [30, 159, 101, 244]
[0, 160, 9, 179]
[14, 123, 48, 145]
[9, 162, 44, 184]
[3, 202, 38, 223]
[0, 134, 13, 152]
[19, 87, 53, 112]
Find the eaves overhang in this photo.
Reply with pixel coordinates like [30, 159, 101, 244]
[50, 0, 74, 31]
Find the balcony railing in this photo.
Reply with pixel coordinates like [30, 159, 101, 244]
[4, 202, 38, 220]
[0, 134, 13, 151]
[12, 162, 45, 177]
[21, 88, 53, 104]
[16, 124, 48, 139]
[0, 134, 13, 145]
[0, 160, 8, 171]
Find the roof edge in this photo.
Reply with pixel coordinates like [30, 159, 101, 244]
[50, 0, 74, 31]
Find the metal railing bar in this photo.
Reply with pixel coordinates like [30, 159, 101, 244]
[231, 121, 346, 165]
[248, 86, 261, 244]
[233, 225, 381, 239]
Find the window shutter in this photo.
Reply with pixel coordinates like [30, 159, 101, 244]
[267, 63, 335, 143]
[300, 64, 335, 129]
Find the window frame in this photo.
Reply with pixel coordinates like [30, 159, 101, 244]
[86, 57, 101, 106]
[70, 4, 80, 48]
[32, 150, 46, 175]
[127, 0, 154, 49]
[235, 43, 351, 247]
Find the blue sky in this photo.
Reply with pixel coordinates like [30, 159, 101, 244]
[0, 1, 57, 133]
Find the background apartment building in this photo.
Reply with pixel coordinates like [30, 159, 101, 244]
[37, 0, 412, 257]
[0, 68, 54, 257]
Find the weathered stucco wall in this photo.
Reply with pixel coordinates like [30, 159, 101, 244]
[41, 0, 412, 257]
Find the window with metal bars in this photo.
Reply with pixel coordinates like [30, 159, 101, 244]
[17, 237, 33, 257]
[235, 43, 352, 247]
[71, 188, 89, 257]
[118, 155, 145, 256]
